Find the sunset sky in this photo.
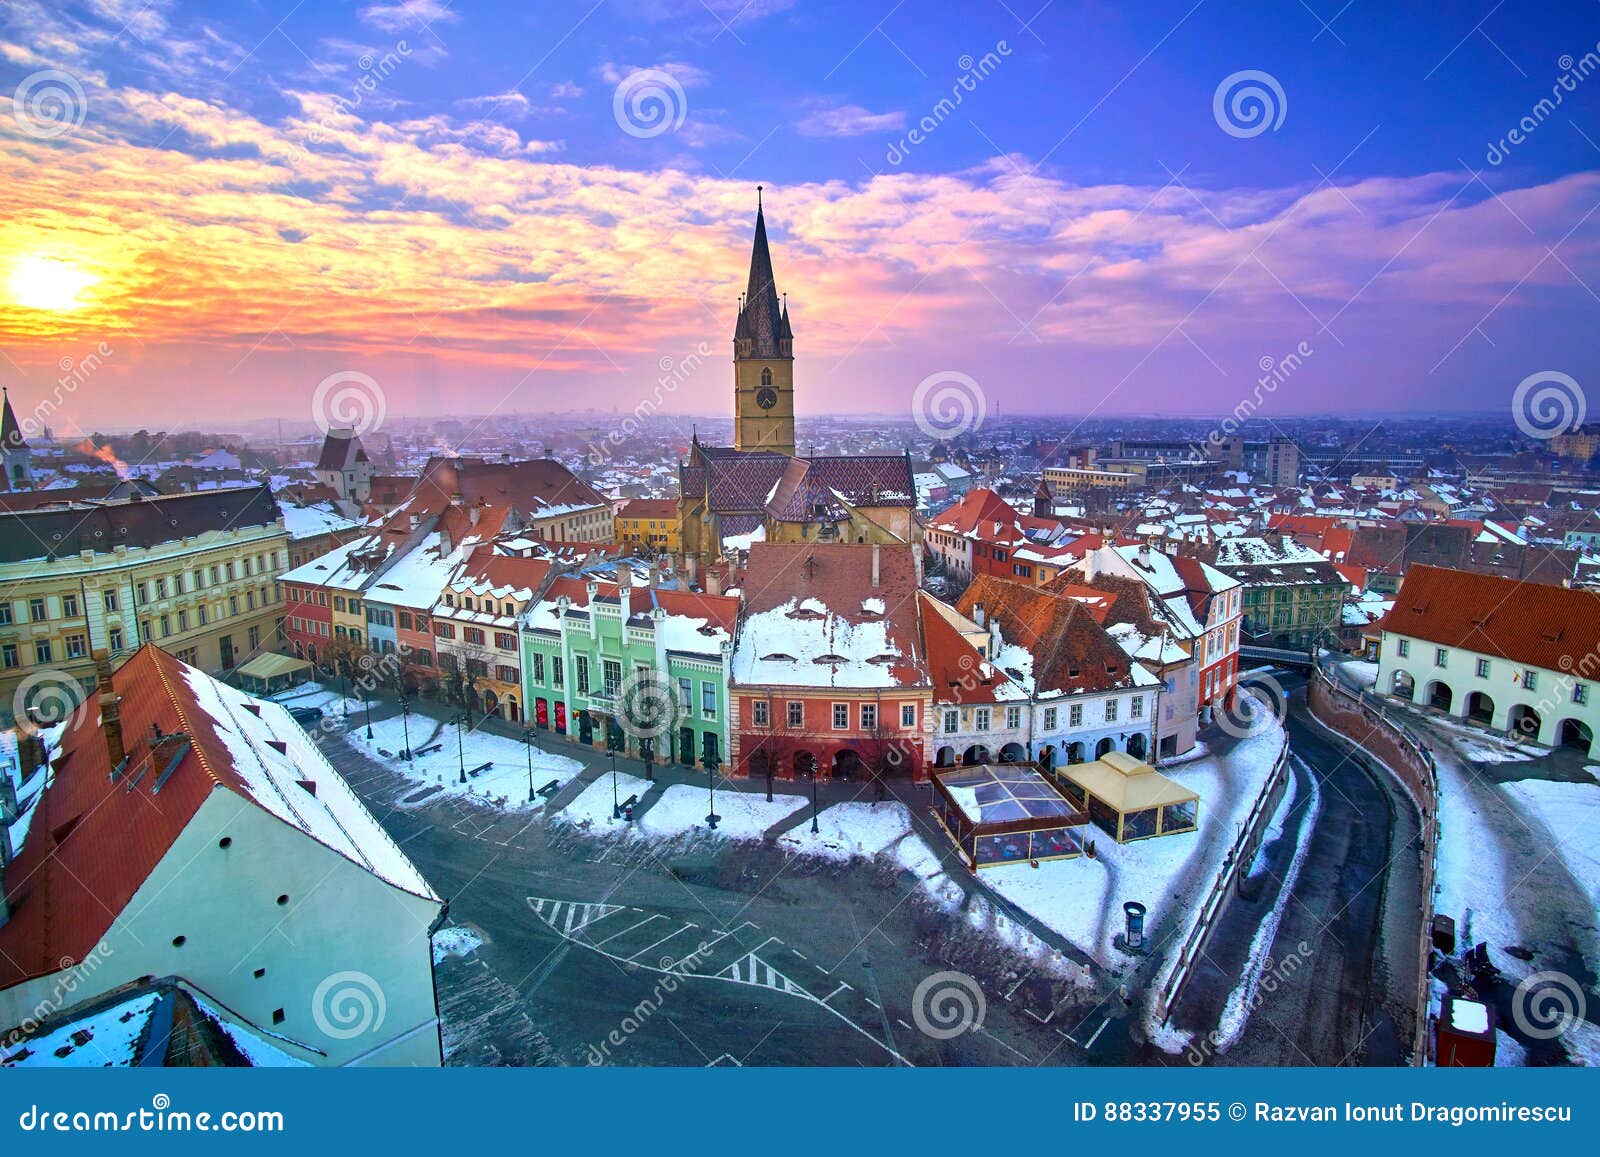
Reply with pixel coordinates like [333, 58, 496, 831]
[1, 0, 1598, 432]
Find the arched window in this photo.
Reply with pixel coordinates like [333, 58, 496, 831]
[761, 366, 773, 386]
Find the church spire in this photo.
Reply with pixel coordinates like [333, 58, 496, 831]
[735, 185, 786, 355]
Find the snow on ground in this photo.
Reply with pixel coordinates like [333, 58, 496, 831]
[1158, 739, 1210, 767]
[1495, 1030, 1527, 1068]
[982, 707, 1288, 973]
[1497, 779, 1600, 962]
[634, 783, 805, 841]
[342, 714, 583, 811]
[1423, 715, 1541, 764]
[1336, 659, 1379, 691]
[555, 771, 655, 830]
[432, 925, 485, 963]
[776, 800, 913, 861]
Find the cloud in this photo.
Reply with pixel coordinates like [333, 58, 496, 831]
[549, 81, 584, 100]
[358, 0, 461, 34]
[795, 99, 906, 138]
[597, 60, 709, 89]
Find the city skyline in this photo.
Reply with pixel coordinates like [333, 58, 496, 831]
[1, 2, 1598, 430]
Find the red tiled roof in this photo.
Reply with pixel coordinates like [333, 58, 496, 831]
[1377, 563, 1600, 670]
[920, 596, 1009, 704]
[956, 576, 1140, 696]
[618, 498, 678, 520]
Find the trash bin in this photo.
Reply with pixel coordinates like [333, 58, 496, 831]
[1123, 901, 1147, 950]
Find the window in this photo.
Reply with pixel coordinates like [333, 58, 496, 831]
[336, 595, 347, 614]
[414, 614, 428, 633]
[752, 699, 770, 727]
[108, 627, 123, 651]
[1476, 658, 1491, 678]
[248, 625, 261, 651]
[2, 644, 17, 669]
[1069, 703, 1084, 727]
[552, 656, 563, 688]
[701, 681, 716, 718]
[496, 664, 519, 683]
[1434, 647, 1448, 668]
[463, 627, 485, 645]
[160, 615, 171, 637]
[832, 703, 849, 729]
[0, 603, 9, 625]
[974, 706, 991, 731]
[154, 579, 168, 600]
[29, 597, 46, 622]
[531, 653, 545, 684]
[1105, 698, 1119, 722]
[197, 605, 207, 626]
[34, 640, 52, 664]
[679, 677, 693, 711]
[177, 610, 189, 631]
[901, 703, 916, 728]
[496, 632, 516, 651]
[943, 709, 959, 734]
[434, 622, 455, 639]
[1131, 695, 1144, 719]
[788, 700, 804, 728]
[1575, 683, 1589, 705]
[398, 611, 413, 631]
[102, 590, 118, 613]
[1523, 670, 1538, 692]
[1005, 705, 1021, 730]
[61, 593, 79, 617]
[1397, 638, 1410, 658]
[576, 655, 590, 694]
[861, 703, 877, 730]
[1043, 706, 1057, 731]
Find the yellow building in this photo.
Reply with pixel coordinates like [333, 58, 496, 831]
[614, 498, 681, 551]
[0, 485, 291, 726]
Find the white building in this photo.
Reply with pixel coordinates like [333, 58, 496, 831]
[0, 646, 445, 1065]
[1375, 564, 1599, 757]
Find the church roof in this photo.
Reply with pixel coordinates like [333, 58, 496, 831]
[314, 427, 368, 472]
[1, 388, 26, 452]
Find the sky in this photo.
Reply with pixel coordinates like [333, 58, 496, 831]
[0, 0, 1598, 434]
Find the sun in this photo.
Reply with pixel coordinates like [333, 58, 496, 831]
[8, 255, 98, 312]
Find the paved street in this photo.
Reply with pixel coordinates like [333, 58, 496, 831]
[314, 694, 1132, 1066]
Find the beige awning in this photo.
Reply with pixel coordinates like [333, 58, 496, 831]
[1063, 754, 1198, 812]
[235, 652, 314, 681]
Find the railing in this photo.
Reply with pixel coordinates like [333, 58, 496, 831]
[1306, 664, 1439, 1066]
[1157, 736, 1291, 1023]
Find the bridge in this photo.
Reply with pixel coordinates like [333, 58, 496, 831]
[1239, 644, 1320, 670]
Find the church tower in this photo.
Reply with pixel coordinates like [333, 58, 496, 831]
[1, 387, 34, 492]
[732, 187, 796, 456]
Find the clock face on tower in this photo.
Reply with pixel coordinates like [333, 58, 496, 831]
[755, 387, 778, 410]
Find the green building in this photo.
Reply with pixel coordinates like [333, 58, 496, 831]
[520, 570, 738, 769]
[1212, 535, 1347, 651]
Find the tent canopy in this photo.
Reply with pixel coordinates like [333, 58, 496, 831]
[1063, 754, 1197, 812]
[235, 652, 314, 682]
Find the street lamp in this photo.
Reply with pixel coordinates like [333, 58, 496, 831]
[363, 687, 374, 740]
[452, 710, 468, 785]
[399, 697, 413, 762]
[810, 763, 819, 834]
[523, 725, 539, 803]
[610, 749, 620, 820]
[641, 736, 655, 782]
[705, 755, 720, 830]
[339, 661, 349, 718]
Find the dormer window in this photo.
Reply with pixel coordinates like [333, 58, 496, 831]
[762, 652, 797, 662]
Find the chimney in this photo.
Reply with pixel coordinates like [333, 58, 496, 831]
[617, 564, 632, 619]
[707, 567, 724, 597]
[469, 500, 481, 528]
[972, 603, 985, 627]
[871, 542, 881, 588]
[646, 562, 659, 589]
[94, 650, 125, 768]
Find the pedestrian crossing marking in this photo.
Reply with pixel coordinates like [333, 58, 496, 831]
[527, 897, 625, 937]
[718, 951, 809, 997]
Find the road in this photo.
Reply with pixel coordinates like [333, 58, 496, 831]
[1163, 672, 1423, 1065]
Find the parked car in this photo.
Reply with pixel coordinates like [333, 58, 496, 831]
[287, 705, 324, 727]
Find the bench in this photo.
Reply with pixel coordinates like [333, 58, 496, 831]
[536, 778, 561, 799]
